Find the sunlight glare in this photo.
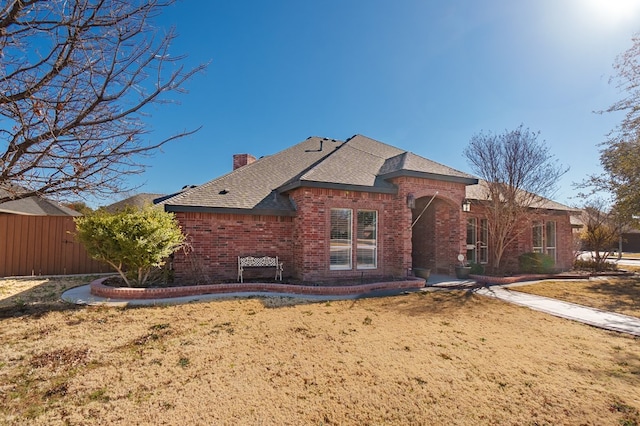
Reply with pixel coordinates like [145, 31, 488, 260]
[585, 0, 640, 25]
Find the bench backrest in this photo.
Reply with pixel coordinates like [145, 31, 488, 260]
[238, 256, 278, 268]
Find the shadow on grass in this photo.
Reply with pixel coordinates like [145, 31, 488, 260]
[0, 276, 96, 320]
[584, 278, 640, 315]
[360, 288, 488, 317]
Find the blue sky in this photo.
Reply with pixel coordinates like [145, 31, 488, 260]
[113, 0, 640, 208]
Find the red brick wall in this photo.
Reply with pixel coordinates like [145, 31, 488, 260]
[172, 177, 471, 283]
[172, 177, 574, 283]
[393, 176, 468, 274]
[173, 212, 294, 282]
[288, 187, 402, 282]
[463, 205, 575, 272]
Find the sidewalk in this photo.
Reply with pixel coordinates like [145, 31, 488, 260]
[475, 285, 640, 337]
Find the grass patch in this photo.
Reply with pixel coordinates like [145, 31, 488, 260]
[0, 276, 638, 424]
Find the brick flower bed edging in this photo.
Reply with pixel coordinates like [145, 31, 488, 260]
[470, 273, 588, 286]
[89, 276, 426, 300]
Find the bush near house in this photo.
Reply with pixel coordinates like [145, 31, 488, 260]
[74, 206, 185, 287]
[518, 252, 555, 274]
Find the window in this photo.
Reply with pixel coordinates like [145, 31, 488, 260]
[330, 209, 352, 270]
[466, 218, 477, 263]
[466, 218, 489, 264]
[330, 208, 378, 270]
[479, 219, 489, 264]
[546, 221, 556, 260]
[532, 221, 556, 260]
[357, 210, 377, 269]
[533, 222, 544, 253]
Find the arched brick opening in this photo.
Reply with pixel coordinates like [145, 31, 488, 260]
[411, 195, 462, 275]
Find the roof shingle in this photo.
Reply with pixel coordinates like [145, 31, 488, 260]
[163, 134, 478, 214]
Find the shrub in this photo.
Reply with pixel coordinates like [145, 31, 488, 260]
[518, 252, 555, 274]
[573, 258, 618, 272]
[75, 206, 186, 287]
[469, 262, 485, 275]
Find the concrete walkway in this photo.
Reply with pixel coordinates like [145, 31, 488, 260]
[61, 274, 640, 337]
[475, 284, 640, 337]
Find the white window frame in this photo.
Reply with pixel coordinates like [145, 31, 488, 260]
[330, 208, 352, 270]
[479, 219, 489, 264]
[532, 220, 556, 260]
[466, 218, 477, 263]
[357, 210, 377, 269]
[545, 221, 556, 261]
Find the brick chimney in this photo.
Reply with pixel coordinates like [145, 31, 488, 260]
[233, 153, 256, 170]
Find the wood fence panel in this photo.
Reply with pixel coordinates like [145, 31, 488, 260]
[0, 215, 110, 277]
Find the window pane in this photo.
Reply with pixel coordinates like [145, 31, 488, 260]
[546, 221, 556, 260]
[357, 210, 377, 269]
[532, 222, 543, 252]
[330, 209, 352, 270]
[466, 218, 477, 263]
[479, 219, 489, 263]
[546, 221, 556, 248]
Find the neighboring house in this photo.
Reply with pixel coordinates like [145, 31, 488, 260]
[162, 135, 576, 283]
[103, 193, 167, 212]
[0, 189, 108, 276]
[621, 229, 640, 252]
[103, 188, 197, 212]
[0, 193, 81, 217]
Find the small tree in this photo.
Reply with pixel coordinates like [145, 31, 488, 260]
[63, 201, 93, 215]
[464, 125, 567, 274]
[579, 201, 624, 271]
[75, 206, 185, 287]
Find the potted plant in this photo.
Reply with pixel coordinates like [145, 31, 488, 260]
[454, 254, 472, 279]
[413, 267, 431, 281]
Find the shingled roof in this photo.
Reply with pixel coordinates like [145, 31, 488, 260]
[163, 134, 478, 215]
[465, 180, 578, 212]
[0, 191, 81, 216]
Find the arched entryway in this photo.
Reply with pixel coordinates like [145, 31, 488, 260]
[410, 195, 462, 275]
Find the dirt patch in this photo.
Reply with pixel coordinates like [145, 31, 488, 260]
[514, 276, 640, 318]
[0, 276, 639, 425]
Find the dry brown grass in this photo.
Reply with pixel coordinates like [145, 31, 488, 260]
[0, 277, 639, 425]
[515, 276, 640, 319]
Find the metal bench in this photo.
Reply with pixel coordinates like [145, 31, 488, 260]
[237, 256, 283, 283]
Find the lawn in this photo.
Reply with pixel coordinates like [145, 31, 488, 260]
[0, 276, 639, 425]
[514, 276, 640, 319]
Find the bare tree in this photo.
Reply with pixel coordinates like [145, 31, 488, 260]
[0, 0, 207, 204]
[464, 125, 567, 274]
[579, 200, 624, 271]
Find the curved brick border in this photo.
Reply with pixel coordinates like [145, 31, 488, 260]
[89, 276, 426, 300]
[470, 273, 588, 285]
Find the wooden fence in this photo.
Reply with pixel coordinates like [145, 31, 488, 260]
[0, 214, 110, 277]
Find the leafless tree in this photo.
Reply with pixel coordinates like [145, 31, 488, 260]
[579, 200, 624, 271]
[0, 0, 207, 204]
[464, 125, 567, 274]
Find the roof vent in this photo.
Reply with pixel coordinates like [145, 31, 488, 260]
[219, 189, 229, 195]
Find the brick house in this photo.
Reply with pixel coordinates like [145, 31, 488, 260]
[163, 135, 576, 283]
